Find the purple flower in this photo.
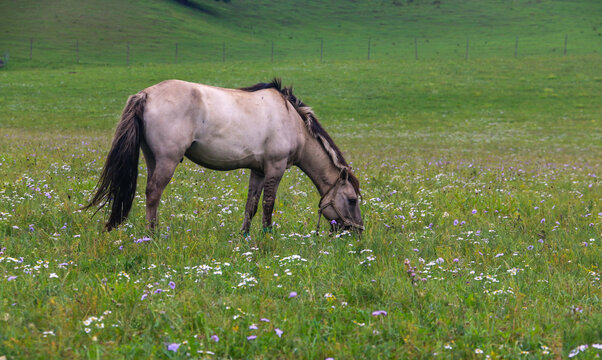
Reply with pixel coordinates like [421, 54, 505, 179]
[168, 281, 176, 290]
[154, 288, 163, 294]
[260, 318, 270, 322]
[141, 293, 148, 300]
[540, 218, 545, 224]
[135, 236, 151, 243]
[330, 219, 337, 225]
[453, 258, 459, 263]
[249, 324, 258, 330]
[7, 276, 17, 281]
[453, 219, 459, 226]
[371, 310, 387, 316]
[288, 291, 297, 298]
[538, 239, 544, 243]
[527, 245, 534, 250]
[472, 209, 477, 214]
[167, 343, 180, 352]
[274, 328, 283, 338]
[247, 335, 257, 341]
[210, 334, 219, 342]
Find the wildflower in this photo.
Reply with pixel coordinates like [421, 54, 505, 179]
[7, 276, 17, 281]
[249, 324, 258, 330]
[49, 273, 58, 278]
[260, 318, 270, 322]
[247, 335, 257, 340]
[167, 343, 180, 352]
[453, 219, 459, 226]
[436, 257, 444, 264]
[141, 293, 148, 300]
[472, 209, 477, 214]
[210, 334, 219, 342]
[168, 281, 176, 290]
[371, 310, 387, 316]
[274, 328, 283, 338]
[540, 218, 545, 223]
[475, 349, 483, 354]
[288, 291, 297, 298]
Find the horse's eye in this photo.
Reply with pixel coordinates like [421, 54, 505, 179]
[348, 198, 358, 206]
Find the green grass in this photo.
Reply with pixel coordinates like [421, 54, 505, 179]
[1, 0, 601, 68]
[0, 0, 601, 357]
[0, 56, 601, 358]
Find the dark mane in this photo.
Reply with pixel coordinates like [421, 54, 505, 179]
[240, 78, 360, 195]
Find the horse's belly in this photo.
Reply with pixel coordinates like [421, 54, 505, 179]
[184, 140, 261, 171]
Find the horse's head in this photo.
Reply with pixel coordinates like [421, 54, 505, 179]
[319, 168, 364, 233]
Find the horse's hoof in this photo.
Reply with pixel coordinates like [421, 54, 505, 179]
[242, 232, 250, 238]
[262, 227, 273, 234]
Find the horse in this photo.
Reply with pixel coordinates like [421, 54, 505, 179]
[86, 78, 363, 234]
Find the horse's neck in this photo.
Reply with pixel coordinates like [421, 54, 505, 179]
[296, 136, 340, 197]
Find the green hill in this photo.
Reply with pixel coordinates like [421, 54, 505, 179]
[1, 0, 601, 67]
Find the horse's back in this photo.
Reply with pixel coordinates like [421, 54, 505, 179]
[141, 80, 305, 171]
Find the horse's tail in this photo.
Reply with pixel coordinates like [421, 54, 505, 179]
[85, 91, 147, 231]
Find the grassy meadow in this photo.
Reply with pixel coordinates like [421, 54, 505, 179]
[1, 0, 602, 358]
[1, 56, 601, 358]
[1, 0, 601, 67]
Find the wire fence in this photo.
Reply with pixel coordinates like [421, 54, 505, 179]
[1, 33, 600, 69]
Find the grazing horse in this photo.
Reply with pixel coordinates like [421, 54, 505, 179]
[86, 78, 363, 234]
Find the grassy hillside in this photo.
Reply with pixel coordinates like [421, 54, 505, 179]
[1, 0, 601, 67]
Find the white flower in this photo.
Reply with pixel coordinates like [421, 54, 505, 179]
[49, 273, 58, 278]
[475, 349, 483, 354]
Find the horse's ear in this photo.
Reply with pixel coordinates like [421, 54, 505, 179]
[340, 168, 349, 183]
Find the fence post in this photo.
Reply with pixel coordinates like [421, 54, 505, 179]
[320, 38, 323, 62]
[465, 36, 469, 60]
[175, 43, 178, 64]
[414, 37, 418, 60]
[514, 36, 519, 58]
[563, 34, 568, 56]
[29, 39, 33, 60]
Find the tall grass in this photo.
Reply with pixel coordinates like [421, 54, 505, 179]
[0, 56, 600, 358]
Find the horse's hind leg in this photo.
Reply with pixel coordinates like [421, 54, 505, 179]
[145, 157, 180, 230]
[242, 170, 265, 235]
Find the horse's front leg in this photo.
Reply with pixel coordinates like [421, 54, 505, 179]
[261, 162, 286, 232]
[241, 170, 265, 235]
